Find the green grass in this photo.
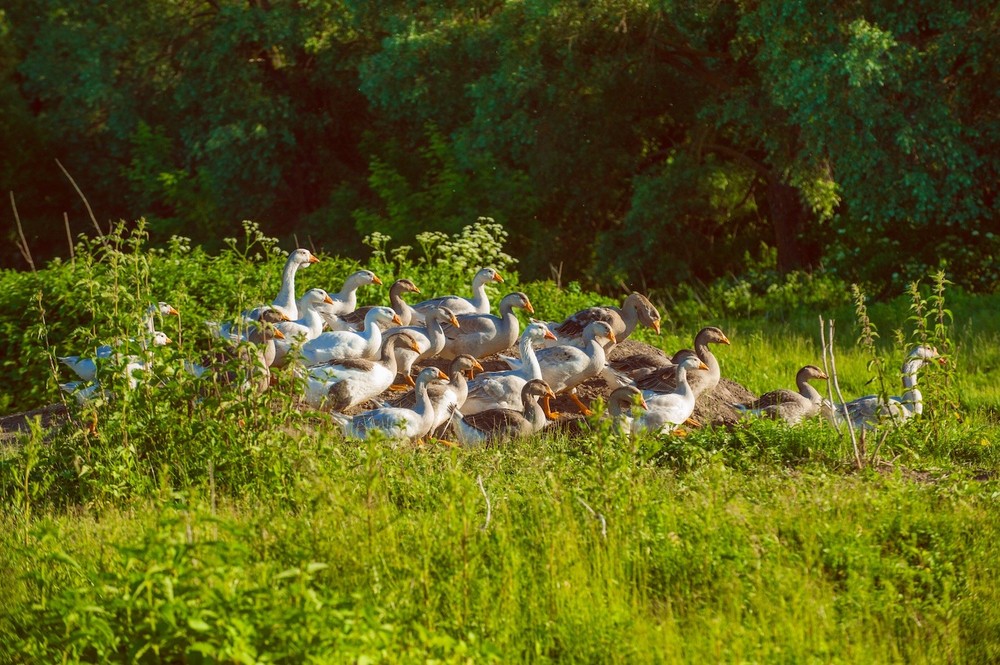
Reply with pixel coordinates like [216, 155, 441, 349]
[0, 221, 998, 662]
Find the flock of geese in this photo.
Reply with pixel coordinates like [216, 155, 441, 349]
[57, 248, 946, 445]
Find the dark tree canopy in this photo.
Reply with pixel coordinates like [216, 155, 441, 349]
[1, 1, 997, 291]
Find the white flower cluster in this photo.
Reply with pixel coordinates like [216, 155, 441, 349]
[427, 218, 517, 272]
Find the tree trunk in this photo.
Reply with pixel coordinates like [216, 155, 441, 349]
[767, 179, 815, 273]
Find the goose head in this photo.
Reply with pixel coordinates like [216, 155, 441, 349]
[500, 292, 534, 315]
[345, 269, 382, 289]
[149, 302, 179, 317]
[367, 306, 402, 327]
[151, 331, 172, 346]
[449, 354, 484, 379]
[522, 378, 556, 404]
[625, 293, 661, 334]
[474, 267, 505, 287]
[609, 385, 648, 416]
[523, 320, 557, 342]
[290, 248, 319, 268]
[301, 288, 335, 310]
[414, 366, 450, 391]
[392, 278, 421, 295]
[695, 326, 731, 347]
[796, 365, 829, 383]
[583, 320, 617, 346]
[429, 306, 461, 328]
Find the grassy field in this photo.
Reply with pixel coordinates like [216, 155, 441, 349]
[0, 224, 998, 662]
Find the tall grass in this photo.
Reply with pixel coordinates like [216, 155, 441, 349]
[0, 220, 998, 662]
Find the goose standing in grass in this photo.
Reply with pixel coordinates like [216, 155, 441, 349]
[330, 367, 450, 442]
[625, 326, 730, 397]
[544, 292, 660, 349]
[314, 270, 383, 331]
[186, 323, 286, 388]
[633, 355, 709, 434]
[61, 358, 150, 405]
[822, 345, 944, 431]
[298, 307, 402, 365]
[735, 365, 829, 425]
[532, 321, 617, 418]
[452, 379, 555, 447]
[460, 321, 557, 415]
[300, 333, 420, 410]
[270, 288, 335, 366]
[438, 292, 533, 360]
[60, 331, 172, 382]
[410, 267, 504, 323]
[244, 248, 319, 322]
[341, 279, 421, 329]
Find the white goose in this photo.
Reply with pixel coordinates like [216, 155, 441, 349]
[460, 321, 557, 415]
[298, 307, 402, 365]
[410, 267, 504, 323]
[822, 345, 944, 430]
[532, 321, 617, 418]
[244, 248, 319, 322]
[634, 355, 709, 434]
[145, 302, 179, 334]
[60, 331, 172, 382]
[270, 288, 335, 367]
[314, 269, 383, 331]
[300, 333, 420, 410]
[329, 367, 449, 442]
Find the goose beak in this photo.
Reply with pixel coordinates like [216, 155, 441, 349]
[450, 316, 461, 328]
[308, 254, 319, 264]
[164, 336, 173, 345]
[493, 273, 505, 283]
[280, 312, 292, 322]
[323, 294, 335, 305]
[274, 330, 286, 340]
[698, 361, 710, 371]
[167, 306, 180, 316]
[651, 320, 660, 334]
[473, 359, 484, 373]
[372, 275, 383, 285]
[608, 331, 618, 344]
[818, 371, 829, 380]
[546, 388, 557, 399]
[721, 335, 731, 345]
[411, 285, 421, 294]
[543, 329, 557, 341]
[524, 300, 535, 314]
[408, 339, 421, 352]
[638, 397, 649, 410]
[391, 314, 402, 325]
[436, 369, 449, 380]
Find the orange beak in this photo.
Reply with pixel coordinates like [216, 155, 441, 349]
[164, 336, 173, 345]
[280, 312, 292, 322]
[274, 329, 286, 340]
[372, 275, 383, 285]
[524, 300, 535, 315]
[436, 369, 449, 380]
[651, 320, 660, 334]
[608, 331, 618, 344]
[411, 285, 421, 294]
[721, 334, 731, 345]
[391, 314, 402, 325]
[308, 254, 319, 264]
[408, 339, 421, 352]
[543, 329, 557, 341]
[493, 273, 505, 283]
[167, 306, 180, 316]
[698, 361, 709, 371]
[450, 316, 461, 328]
[323, 294, 335, 305]
[638, 398, 648, 410]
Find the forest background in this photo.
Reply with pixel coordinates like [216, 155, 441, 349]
[1, 1, 997, 293]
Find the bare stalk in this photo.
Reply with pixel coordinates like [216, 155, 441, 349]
[818, 315, 841, 436]
[55, 158, 105, 239]
[63, 213, 75, 264]
[10, 192, 35, 271]
[576, 496, 607, 539]
[477, 475, 492, 531]
[828, 319, 862, 469]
